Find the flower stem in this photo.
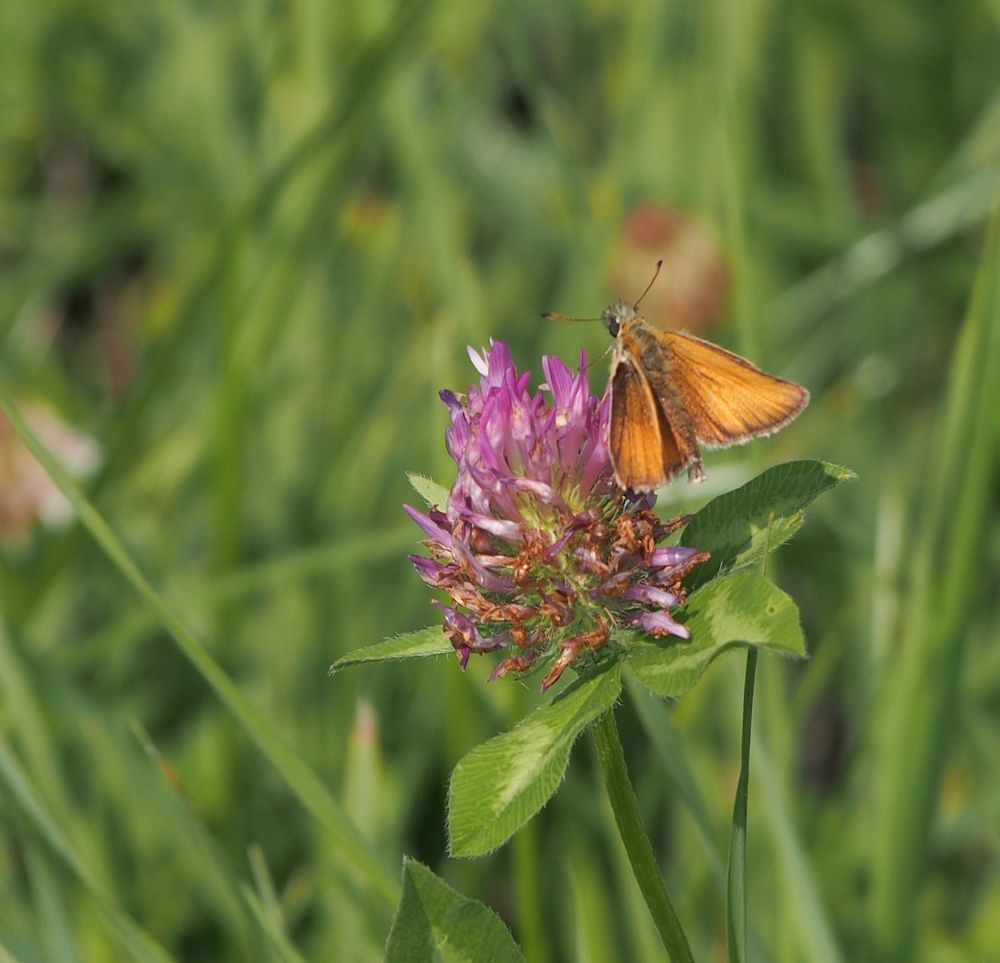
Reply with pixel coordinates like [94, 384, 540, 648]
[727, 515, 771, 961]
[726, 648, 758, 963]
[591, 711, 695, 963]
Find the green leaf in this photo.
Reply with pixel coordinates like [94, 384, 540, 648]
[448, 662, 623, 857]
[385, 859, 524, 963]
[406, 472, 451, 509]
[330, 627, 453, 673]
[626, 573, 804, 698]
[681, 460, 855, 588]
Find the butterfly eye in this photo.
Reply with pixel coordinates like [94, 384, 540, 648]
[607, 318, 620, 338]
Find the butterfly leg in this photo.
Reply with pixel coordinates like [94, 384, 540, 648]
[669, 420, 705, 482]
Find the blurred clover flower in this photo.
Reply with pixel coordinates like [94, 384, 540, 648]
[405, 342, 707, 691]
[612, 204, 727, 335]
[0, 402, 100, 542]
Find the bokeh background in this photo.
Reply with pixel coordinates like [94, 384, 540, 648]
[2, 1, 999, 960]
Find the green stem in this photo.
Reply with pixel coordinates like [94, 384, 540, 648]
[727, 515, 772, 961]
[591, 711, 695, 963]
[726, 649, 758, 963]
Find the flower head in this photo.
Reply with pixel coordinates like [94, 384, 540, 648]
[612, 204, 727, 335]
[0, 403, 100, 542]
[406, 342, 707, 690]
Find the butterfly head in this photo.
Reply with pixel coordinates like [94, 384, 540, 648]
[603, 300, 636, 339]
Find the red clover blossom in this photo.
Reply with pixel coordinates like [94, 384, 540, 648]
[405, 342, 708, 691]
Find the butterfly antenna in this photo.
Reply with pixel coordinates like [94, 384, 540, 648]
[541, 311, 602, 322]
[633, 258, 664, 309]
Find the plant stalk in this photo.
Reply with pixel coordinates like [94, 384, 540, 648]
[591, 711, 694, 963]
[726, 648, 758, 962]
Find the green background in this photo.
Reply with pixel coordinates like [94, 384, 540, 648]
[1, 0, 998, 959]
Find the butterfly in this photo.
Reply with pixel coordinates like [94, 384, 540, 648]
[601, 298, 809, 491]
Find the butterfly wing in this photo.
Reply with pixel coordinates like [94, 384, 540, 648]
[609, 353, 686, 490]
[659, 331, 809, 448]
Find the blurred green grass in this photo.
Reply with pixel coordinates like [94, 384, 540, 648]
[1, 0, 999, 960]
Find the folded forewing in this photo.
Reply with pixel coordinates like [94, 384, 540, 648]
[610, 356, 683, 490]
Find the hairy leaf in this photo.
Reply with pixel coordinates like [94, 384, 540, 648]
[386, 859, 523, 963]
[330, 627, 452, 674]
[627, 573, 804, 698]
[681, 460, 855, 588]
[448, 663, 622, 857]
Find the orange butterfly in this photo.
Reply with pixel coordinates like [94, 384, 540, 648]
[603, 299, 808, 491]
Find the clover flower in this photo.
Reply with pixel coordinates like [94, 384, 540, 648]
[0, 403, 100, 542]
[612, 204, 727, 334]
[405, 342, 707, 691]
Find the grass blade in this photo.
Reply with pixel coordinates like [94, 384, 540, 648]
[0, 391, 400, 907]
[870, 184, 1000, 958]
[751, 735, 842, 963]
[0, 735, 175, 963]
